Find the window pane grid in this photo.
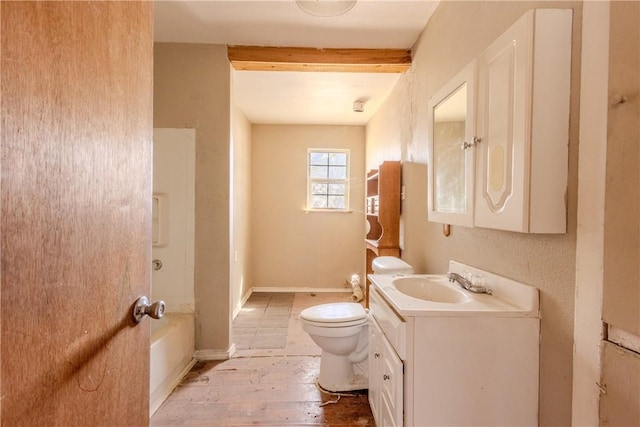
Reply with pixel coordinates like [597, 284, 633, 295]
[309, 165, 347, 180]
[310, 195, 346, 209]
[308, 150, 349, 210]
[328, 166, 347, 179]
[310, 181, 345, 195]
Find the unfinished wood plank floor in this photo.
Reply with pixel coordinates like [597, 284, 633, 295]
[151, 292, 375, 426]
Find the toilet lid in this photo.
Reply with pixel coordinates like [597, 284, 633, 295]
[300, 303, 367, 323]
[372, 256, 414, 274]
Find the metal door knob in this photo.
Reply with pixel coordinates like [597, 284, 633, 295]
[133, 296, 165, 323]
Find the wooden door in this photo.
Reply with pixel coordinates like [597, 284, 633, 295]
[1, 2, 153, 426]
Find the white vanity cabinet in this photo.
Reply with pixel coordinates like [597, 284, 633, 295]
[474, 9, 572, 233]
[368, 263, 540, 426]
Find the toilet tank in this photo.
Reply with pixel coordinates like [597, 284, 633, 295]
[372, 256, 414, 275]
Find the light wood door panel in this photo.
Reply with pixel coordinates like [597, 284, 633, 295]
[602, 0, 640, 338]
[601, 1, 640, 425]
[1, 2, 153, 425]
[600, 342, 640, 426]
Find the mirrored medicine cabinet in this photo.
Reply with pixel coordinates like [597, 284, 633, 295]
[427, 60, 477, 228]
[426, 9, 572, 234]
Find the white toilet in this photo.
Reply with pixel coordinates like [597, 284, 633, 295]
[299, 256, 414, 392]
[371, 256, 415, 276]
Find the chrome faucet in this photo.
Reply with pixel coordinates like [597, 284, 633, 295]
[447, 272, 493, 295]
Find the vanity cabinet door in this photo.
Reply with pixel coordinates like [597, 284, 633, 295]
[474, 9, 572, 233]
[379, 394, 400, 427]
[369, 314, 404, 426]
[368, 318, 383, 425]
[380, 333, 404, 426]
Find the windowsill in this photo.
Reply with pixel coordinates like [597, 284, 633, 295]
[303, 208, 354, 214]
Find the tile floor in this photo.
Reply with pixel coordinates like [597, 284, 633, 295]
[232, 292, 296, 351]
[151, 292, 375, 426]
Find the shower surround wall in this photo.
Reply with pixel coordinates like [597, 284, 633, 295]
[152, 128, 196, 313]
[154, 43, 234, 358]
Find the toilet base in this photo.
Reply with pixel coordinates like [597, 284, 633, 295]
[318, 351, 368, 392]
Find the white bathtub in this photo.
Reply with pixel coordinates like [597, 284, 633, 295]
[150, 312, 196, 416]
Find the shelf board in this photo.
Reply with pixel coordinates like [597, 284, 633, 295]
[365, 239, 380, 248]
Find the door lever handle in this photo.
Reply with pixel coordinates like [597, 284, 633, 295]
[133, 296, 165, 323]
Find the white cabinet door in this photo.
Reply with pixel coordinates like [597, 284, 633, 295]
[380, 394, 400, 427]
[368, 318, 383, 425]
[427, 60, 477, 227]
[475, 9, 572, 233]
[381, 334, 404, 426]
[370, 313, 404, 426]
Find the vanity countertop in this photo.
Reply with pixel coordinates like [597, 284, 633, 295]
[368, 261, 539, 318]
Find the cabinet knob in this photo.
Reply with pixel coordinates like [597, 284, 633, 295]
[374, 352, 380, 358]
[462, 136, 482, 150]
[383, 374, 390, 381]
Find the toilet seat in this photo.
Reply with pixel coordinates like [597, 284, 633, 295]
[300, 303, 367, 328]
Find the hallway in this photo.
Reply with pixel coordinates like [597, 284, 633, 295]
[151, 292, 375, 426]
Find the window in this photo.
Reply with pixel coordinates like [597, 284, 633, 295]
[307, 149, 349, 210]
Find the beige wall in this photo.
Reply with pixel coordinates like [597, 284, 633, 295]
[366, 2, 582, 425]
[251, 125, 365, 289]
[231, 99, 252, 316]
[154, 43, 232, 355]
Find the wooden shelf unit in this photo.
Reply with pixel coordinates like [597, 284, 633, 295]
[365, 161, 401, 306]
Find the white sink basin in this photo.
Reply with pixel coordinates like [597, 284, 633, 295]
[392, 277, 470, 304]
[369, 264, 539, 317]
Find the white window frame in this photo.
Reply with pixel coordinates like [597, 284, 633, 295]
[306, 148, 351, 212]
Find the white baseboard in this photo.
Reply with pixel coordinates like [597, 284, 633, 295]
[251, 286, 351, 293]
[149, 357, 197, 416]
[194, 344, 236, 361]
[233, 290, 253, 319]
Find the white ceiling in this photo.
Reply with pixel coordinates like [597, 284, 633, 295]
[154, 1, 439, 125]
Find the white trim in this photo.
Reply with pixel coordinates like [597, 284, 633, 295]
[149, 358, 197, 416]
[233, 289, 253, 319]
[194, 344, 236, 361]
[307, 148, 351, 211]
[572, 2, 609, 426]
[303, 208, 353, 214]
[608, 325, 640, 355]
[251, 286, 351, 294]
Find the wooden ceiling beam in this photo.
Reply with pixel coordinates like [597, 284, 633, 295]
[227, 46, 411, 73]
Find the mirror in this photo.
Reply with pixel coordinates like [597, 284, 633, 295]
[427, 60, 477, 227]
[433, 83, 467, 213]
